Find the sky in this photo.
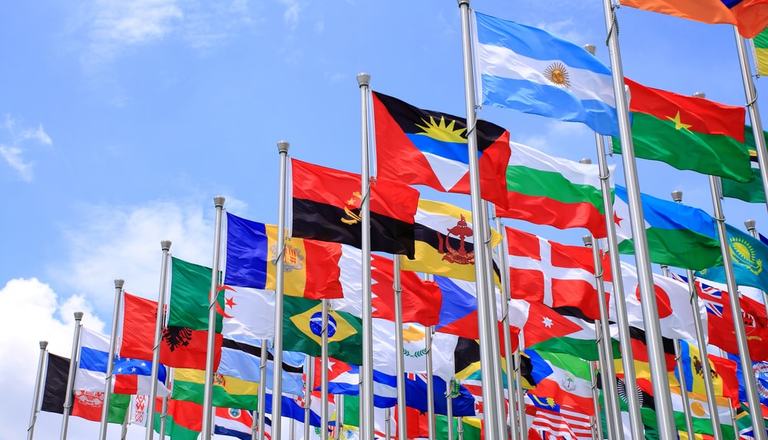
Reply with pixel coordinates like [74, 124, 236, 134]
[2, 0, 767, 438]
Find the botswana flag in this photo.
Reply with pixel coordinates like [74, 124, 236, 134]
[291, 159, 419, 257]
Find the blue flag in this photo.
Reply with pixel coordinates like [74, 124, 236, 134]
[697, 224, 768, 291]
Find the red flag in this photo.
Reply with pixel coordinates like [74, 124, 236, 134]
[371, 255, 442, 326]
[508, 300, 582, 349]
[119, 293, 157, 360]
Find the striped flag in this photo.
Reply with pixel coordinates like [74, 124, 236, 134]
[527, 394, 592, 439]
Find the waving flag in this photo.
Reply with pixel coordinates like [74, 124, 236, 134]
[432, 276, 481, 338]
[531, 350, 595, 414]
[373, 318, 458, 380]
[756, 29, 768, 75]
[152, 398, 202, 440]
[508, 300, 583, 350]
[41, 353, 70, 415]
[721, 128, 768, 204]
[698, 223, 768, 291]
[218, 339, 306, 396]
[475, 12, 618, 136]
[214, 407, 253, 440]
[527, 394, 592, 439]
[372, 91, 510, 206]
[119, 293, 157, 361]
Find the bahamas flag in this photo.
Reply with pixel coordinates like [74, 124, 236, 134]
[283, 296, 362, 365]
[474, 12, 618, 136]
[698, 223, 768, 291]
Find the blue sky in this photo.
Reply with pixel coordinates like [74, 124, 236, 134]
[1, 0, 767, 437]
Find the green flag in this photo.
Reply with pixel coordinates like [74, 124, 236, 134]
[436, 415, 482, 440]
[755, 29, 768, 77]
[721, 128, 768, 204]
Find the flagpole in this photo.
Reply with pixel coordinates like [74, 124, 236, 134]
[514, 332, 526, 436]
[583, 235, 622, 440]
[255, 338, 268, 440]
[708, 174, 767, 439]
[456, 2, 502, 437]
[446, 379, 455, 440]
[59, 311, 82, 440]
[145, 240, 171, 440]
[272, 139, 291, 440]
[425, 326, 436, 440]
[304, 356, 314, 440]
[493, 210, 519, 440]
[27, 340, 48, 440]
[120, 407, 129, 440]
[600, 2, 677, 437]
[457, 417, 464, 440]
[589, 361, 605, 440]
[593, 320, 613, 440]
[672, 190, 723, 440]
[587, 126, 644, 438]
[321, 300, 330, 440]
[392, 255, 408, 440]
[356, 71, 375, 440]
[733, 28, 768, 211]
[98, 279, 125, 440]
[336, 394, 344, 440]
[159, 368, 170, 438]
[384, 407, 392, 440]
[744, 219, 768, 318]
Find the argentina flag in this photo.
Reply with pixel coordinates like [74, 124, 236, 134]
[474, 12, 619, 136]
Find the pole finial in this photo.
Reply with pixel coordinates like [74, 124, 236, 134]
[671, 190, 683, 202]
[356, 72, 371, 87]
[579, 158, 592, 164]
[114, 279, 125, 289]
[745, 219, 757, 231]
[161, 240, 172, 251]
[39, 341, 48, 349]
[582, 235, 593, 247]
[277, 140, 290, 154]
[457, 0, 470, 6]
[693, 92, 706, 98]
[584, 44, 597, 55]
[74, 311, 84, 321]
[213, 196, 226, 208]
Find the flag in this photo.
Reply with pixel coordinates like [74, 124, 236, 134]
[221, 285, 275, 343]
[315, 358, 398, 408]
[508, 300, 583, 349]
[214, 407, 253, 440]
[531, 350, 594, 414]
[527, 394, 592, 439]
[160, 257, 223, 370]
[613, 185, 722, 271]
[498, 141, 611, 237]
[371, 91, 510, 206]
[128, 394, 150, 427]
[721, 128, 768, 203]
[622, 326, 677, 375]
[505, 226, 603, 319]
[402, 199, 500, 282]
[728, 352, 768, 408]
[119, 292, 157, 361]
[225, 213, 344, 299]
[283, 295, 362, 365]
[436, 415, 482, 440]
[613, 78, 750, 182]
[697, 223, 768, 291]
[432, 276, 482, 338]
[621, 0, 768, 38]
[113, 357, 168, 396]
[671, 389, 736, 438]
[372, 318, 458, 380]
[41, 352, 70, 414]
[153, 398, 202, 440]
[675, 339, 736, 400]
[403, 373, 476, 416]
[522, 306, 609, 361]
[172, 368, 259, 410]
[474, 12, 618, 136]
[756, 29, 768, 76]
[291, 158, 419, 257]
[219, 338, 305, 396]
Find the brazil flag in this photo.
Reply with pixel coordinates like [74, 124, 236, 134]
[283, 296, 363, 365]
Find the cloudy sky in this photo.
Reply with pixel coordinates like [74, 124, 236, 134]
[2, 0, 767, 438]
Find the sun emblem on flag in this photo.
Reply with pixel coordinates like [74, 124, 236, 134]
[544, 62, 571, 88]
[730, 235, 763, 275]
[415, 115, 468, 143]
[341, 191, 363, 225]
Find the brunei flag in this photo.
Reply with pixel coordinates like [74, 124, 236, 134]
[282, 296, 363, 365]
[291, 159, 419, 257]
[372, 92, 511, 207]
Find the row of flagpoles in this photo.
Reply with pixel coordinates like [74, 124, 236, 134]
[22, 1, 768, 439]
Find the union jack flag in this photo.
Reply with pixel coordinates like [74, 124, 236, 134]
[669, 272, 724, 317]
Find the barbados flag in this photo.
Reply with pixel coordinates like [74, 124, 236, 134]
[474, 12, 619, 136]
[372, 92, 511, 207]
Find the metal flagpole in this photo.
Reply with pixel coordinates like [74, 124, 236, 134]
[493, 211, 519, 440]
[708, 174, 768, 438]
[146, 240, 171, 440]
[356, 71, 375, 440]
[159, 367, 171, 439]
[392, 255, 408, 440]
[99, 279, 125, 440]
[594, 318, 613, 440]
[321, 300, 330, 440]
[456, 2, 502, 437]
[426, 326, 436, 440]
[583, 234, 622, 440]
[672, 190, 723, 440]
[589, 361, 605, 440]
[734, 28, 768, 210]
[304, 356, 314, 440]
[600, 2, 677, 437]
[514, 333, 526, 436]
[384, 407, 392, 440]
[744, 219, 768, 318]
[201, 196, 226, 439]
[272, 140, 291, 439]
[27, 340, 48, 440]
[255, 339, 268, 440]
[446, 379, 455, 440]
[64, 309, 87, 440]
[120, 408, 129, 440]
[336, 394, 345, 440]
[589, 129, 644, 438]
[457, 417, 465, 440]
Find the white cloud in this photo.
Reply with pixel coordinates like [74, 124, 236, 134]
[0, 145, 33, 181]
[279, 0, 302, 30]
[0, 115, 53, 182]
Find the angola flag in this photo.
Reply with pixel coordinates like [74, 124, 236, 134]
[372, 91, 510, 207]
[613, 78, 751, 182]
[291, 159, 419, 257]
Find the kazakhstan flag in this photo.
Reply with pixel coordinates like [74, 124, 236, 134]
[698, 223, 768, 292]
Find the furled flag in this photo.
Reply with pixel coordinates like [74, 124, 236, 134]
[756, 29, 768, 76]
[152, 398, 202, 440]
[621, 0, 768, 38]
[373, 318, 458, 380]
[226, 213, 344, 299]
[505, 226, 603, 319]
[402, 199, 500, 282]
[172, 368, 259, 410]
[214, 407, 253, 440]
[697, 223, 768, 291]
[531, 350, 595, 414]
[219, 338, 305, 396]
[526, 394, 592, 439]
[613, 185, 722, 271]
[671, 389, 736, 439]
[119, 292, 157, 361]
[282, 295, 363, 365]
[613, 78, 751, 182]
[721, 128, 768, 204]
[474, 12, 618, 136]
[372, 91, 511, 206]
[40, 353, 70, 415]
[291, 158, 419, 257]
[160, 257, 223, 370]
[498, 141, 612, 238]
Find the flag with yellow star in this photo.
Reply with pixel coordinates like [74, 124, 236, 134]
[612, 78, 752, 182]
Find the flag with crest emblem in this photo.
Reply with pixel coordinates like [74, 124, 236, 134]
[697, 223, 768, 292]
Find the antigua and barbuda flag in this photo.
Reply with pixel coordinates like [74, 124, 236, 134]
[474, 12, 618, 136]
[214, 407, 253, 440]
[372, 91, 511, 207]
